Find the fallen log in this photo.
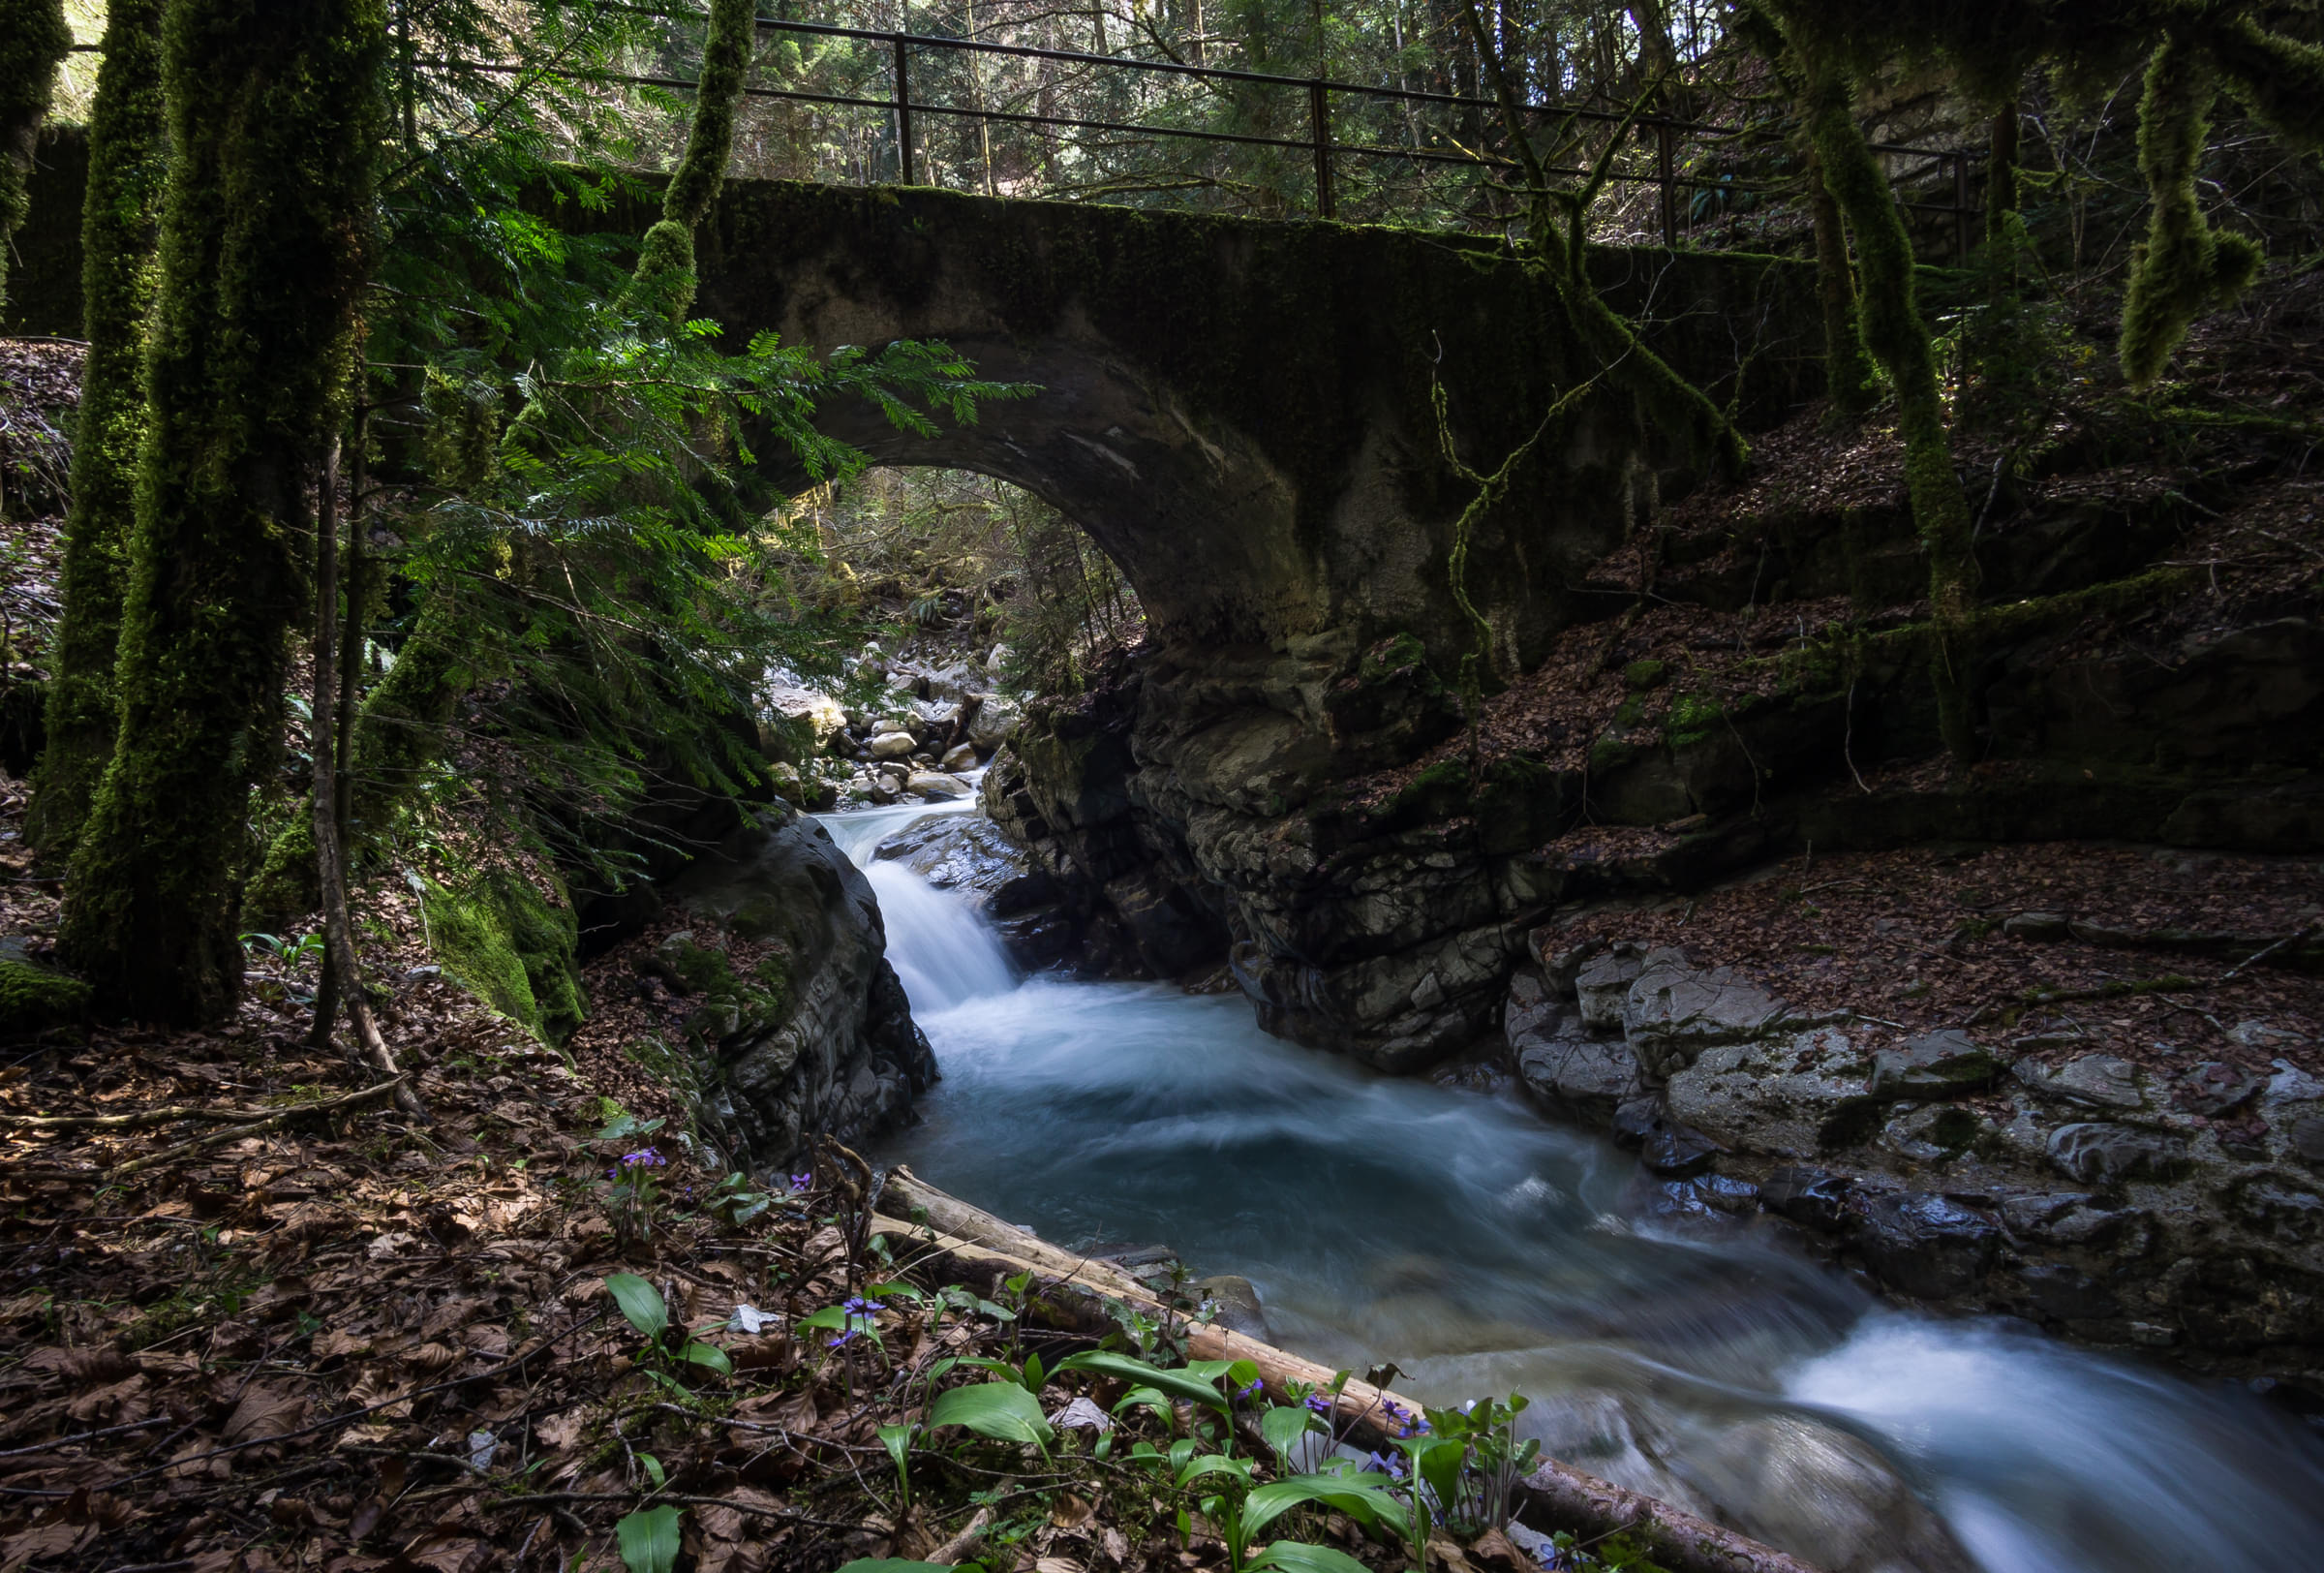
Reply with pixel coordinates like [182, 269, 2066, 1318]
[870, 1175, 1830, 1573]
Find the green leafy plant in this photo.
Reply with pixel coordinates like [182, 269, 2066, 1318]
[601, 1274, 733, 1382]
[928, 1380, 1056, 1451]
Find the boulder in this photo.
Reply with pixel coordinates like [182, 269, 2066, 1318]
[868, 730, 918, 761]
[940, 742, 979, 773]
[967, 694, 1022, 750]
[1575, 945, 1645, 1030]
[1508, 979, 1638, 1127]
[755, 680, 847, 766]
[903, 771, 974, 801]
[657, 817, 937, 1172]
[925, 662, 982, 702]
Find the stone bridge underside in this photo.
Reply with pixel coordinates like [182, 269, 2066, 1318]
[671, 181, 1829, 1067]
[683, 180, 1820, 665]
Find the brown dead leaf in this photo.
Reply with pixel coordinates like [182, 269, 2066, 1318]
[221, 1382, 310, 1444]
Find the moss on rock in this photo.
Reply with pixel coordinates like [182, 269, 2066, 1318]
[424, 869, 586, 1044]
[0, 955, 90, 1035]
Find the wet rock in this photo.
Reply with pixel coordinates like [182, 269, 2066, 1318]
[2175, 1060, 2262, 1116]
[2266, 1059, 2324, 1105]
[1762, 1166, 1853, 1231]
[1870, 1029, 2002, 1098]
[1641, 1118, 1724, 1178]
[940, 741, 979, 773]
[1507, 973, 1637, 1127]
[1665, 1025, 1872, 1157]
[2227, 1175, 2324, 1243]
[2047, 1121, 2186, 1184]
[1611, 1095, 1663, 1150]
[924, 662, 981, 702]
[1850, 1191, 2000, 1299]
[1679, 1410, 1981, 1573]
[873, 814, 1029, 899]
[868, 729, 917, 761]
[2015, 1053, 2149, 1111]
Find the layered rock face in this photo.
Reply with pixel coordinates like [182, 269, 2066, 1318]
[646, 813, 937, 1172]
[1506, 937, 2324, 1375]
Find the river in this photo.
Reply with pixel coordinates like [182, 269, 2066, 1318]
[820, 794, 2324, 1573]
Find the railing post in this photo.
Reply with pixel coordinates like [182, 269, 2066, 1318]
[894, 34, 916, 187]
[1954, 152, 1972, 265]
[1657, 121, 1678, 247]
[1309, 78, 1334, 220]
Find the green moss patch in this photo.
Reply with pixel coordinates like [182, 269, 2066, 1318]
[424, 869, 587, 1044]
[0, 956, 91, 1036]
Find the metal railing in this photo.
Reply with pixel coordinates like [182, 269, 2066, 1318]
[466, 6, 1988, 256]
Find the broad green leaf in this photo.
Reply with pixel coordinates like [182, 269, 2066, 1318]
[1112, 1384, 1173, 1420]
[1414, 1436, 1466, 1511]
[636, 1452, 665, 1489]
[1176, 1452, 1254, 1489]
[680, 1340, 732, 1375]
[796, 1306, 847, 1331]
[1249, 1542, 1373, 1573]
[615, 1504, 682, 1573]
[1244, 1474, 1401, 1540]
[1260, 1404, 1321, 1464]
[1056, 1350, 1230, 1412]
[877, 1420, 917, 1473]
[927, 1380, 1055, 1447]
[602, 1274, 667, 1341]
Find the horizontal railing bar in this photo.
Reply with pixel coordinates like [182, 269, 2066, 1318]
[603, 2, 1973, 161]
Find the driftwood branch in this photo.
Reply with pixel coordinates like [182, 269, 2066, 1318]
[1, 1103, 275, 1131]
[872, 1170, 1830, 1573]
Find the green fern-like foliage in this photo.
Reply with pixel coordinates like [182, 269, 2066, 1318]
[2119, 38, 2262, 389]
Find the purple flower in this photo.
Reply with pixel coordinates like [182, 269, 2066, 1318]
[825, 1329, 857, 1348]
[841, 1296, 877, 1316]
[621, 1148, 664, 1168]
[1302, 1394, 1334, 1416]
[1236, 1377, 1264, 1401]
[789, 1172, 812, 1192]
[1361, 1450, 1406, 1480]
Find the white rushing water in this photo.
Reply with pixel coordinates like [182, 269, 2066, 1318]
[821, 796, 2324, 1573]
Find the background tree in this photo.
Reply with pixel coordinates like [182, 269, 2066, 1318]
[29, 0, 167, 856]
[60, 0, 388, 1023]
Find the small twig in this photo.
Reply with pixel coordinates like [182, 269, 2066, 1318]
[2220, 925, 2317, 981]
[1, 1102, 280, 1132]
[481, 1492, 861, 1531]
[0, 1416, 172, 1459]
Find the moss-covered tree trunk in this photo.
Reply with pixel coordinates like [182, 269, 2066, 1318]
[2119, 39, 2260, 389]
[0, 0, 70, 310]
[60, 0, 385, 1024]
[1788, 25, 1978, 761]
[29, 0, 167, 857]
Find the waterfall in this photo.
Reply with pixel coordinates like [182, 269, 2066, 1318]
[821, 792, 1015, 1015]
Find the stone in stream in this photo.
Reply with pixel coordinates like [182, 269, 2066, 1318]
[903, 771, 973, 801]
[868, 729, 917, 761]
[967, 694, 1022, 750]
[1847, 1191, 2000, 1299]
[940, 741, 978, 773]
[1664, 1026, 1875, 1158]
[1621, 947, 1791, 1079]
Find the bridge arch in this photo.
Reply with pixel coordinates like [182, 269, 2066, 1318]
[685, 181, 1820, 666]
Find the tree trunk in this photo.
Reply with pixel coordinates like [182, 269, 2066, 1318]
[1987, 97, 2020, 245]
[29, 0, 167, 859]
[59, 0, 386, 1024]
[1789, 25, 1978, 761]
[0, 0, 71, 310]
